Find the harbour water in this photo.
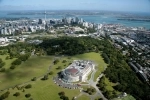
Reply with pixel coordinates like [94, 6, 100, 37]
[0, 11, 150, 29]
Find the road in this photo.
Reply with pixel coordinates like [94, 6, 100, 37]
[79, 69, 107, 100]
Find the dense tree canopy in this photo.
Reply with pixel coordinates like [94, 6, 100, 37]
[39, 37, 150, 100]
[0, 58, 5, 68]
[0, 37, 149, 100]
[39, 37, 104, 55]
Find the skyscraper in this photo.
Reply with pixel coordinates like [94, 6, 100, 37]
[38, 19, 43, 24]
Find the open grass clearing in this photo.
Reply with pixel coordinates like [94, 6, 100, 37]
[0, 56, 53, 90]
[1, 77, 80, 100]
[0, 55, 16, 69]
[0, 52, 107, 100]
[104, 76, 118, 91]
[113, 95, 136, 100]
[72, 52, 107, 81]
[77, 94, 90, 100]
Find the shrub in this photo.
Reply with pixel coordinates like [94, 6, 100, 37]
[25, 84, 32, 89]
[13, 92, 20, 97]
[12, 59, 22, 65]
[0, 59, 5, 68]
[0, 68, 6, 72]
[0, 91, 10, 99]
[53, 59, 59, 65]
[10, 65, 16, 69]
[62, 60, 67, 63]
[48, 71, 53, 75]
[41, 75, 48, 80]
[25, 93, 31, 98]
[5, 56, 10, 60]
[31, 77, 37, 81]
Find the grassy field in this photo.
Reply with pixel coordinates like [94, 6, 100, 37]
[72, 52, 107, 81]
[113, 95, 136, 100]
[0, 52, 107, 100]
[101, 76, 120, 97]
[2, 77, 80, 100]
[0, 55, 53, 90]
[0, 55, 16, 69]
[104, 76, 118, 92]
[77, 95, 90, 100]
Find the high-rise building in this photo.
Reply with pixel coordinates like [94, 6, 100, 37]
[38, 19, 43, 24]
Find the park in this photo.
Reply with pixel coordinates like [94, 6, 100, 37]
[0, 52, 112, 100]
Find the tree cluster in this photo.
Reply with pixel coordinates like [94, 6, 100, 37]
[25, 84, 32, 89]
[0, 91, 10, 100]
[85, 87, 96, 95]
[101, 39, 150, 100]
[0, 58, 5, 68]
[101, 53, 110, 64]
[39, 37, 150, 100]
[97, 76, 117, 99]
[39, 37, 104, 55]
[58, 91, 69, 100]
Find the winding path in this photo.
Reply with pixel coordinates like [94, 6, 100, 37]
[78, 69, 107, 100]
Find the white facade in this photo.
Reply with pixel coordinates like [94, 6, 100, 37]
[61, 60, 95, 82]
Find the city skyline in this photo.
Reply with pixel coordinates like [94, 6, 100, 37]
[0, 0, 150, 13]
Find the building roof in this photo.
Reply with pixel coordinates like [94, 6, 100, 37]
[65, 67, 79, 76]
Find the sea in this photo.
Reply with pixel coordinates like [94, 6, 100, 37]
[0, 11, 150, 29]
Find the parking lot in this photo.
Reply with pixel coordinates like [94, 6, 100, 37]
[53, 76, 81, 89]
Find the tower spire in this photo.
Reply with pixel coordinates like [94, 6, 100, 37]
[44, 10, 46, 21]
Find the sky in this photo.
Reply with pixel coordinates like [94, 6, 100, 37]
[0, 0, 150, 13]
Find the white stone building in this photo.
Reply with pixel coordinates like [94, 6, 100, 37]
[61, 60, 95, 82]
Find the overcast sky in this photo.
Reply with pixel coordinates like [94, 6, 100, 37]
[0, 0, 150, 13]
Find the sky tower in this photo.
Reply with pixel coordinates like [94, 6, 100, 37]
[44, 10, 47, 21]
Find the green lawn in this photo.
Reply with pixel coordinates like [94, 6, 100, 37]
[72, 52, 107, 81]
[1, 77, 80, 100]
[104, 76, 118, 91]
[50, 52, 107, 81]
[0, 56, 53, 90]
[113, 95, 136, 100]
[0, 55, 16, 69]
[77, 94, 90, 100]
[0, 52, 107, 100]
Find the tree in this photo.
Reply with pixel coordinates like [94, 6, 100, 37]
[31, 77, 37, 81]
[63, 96, 69, 100]
[10, 65, 16, 69]
[5, 56, 9, 60]
[25, 93, 31, 98]
[41, 74, 48, 80]
[19, 54, 30, 61]
[0, 58, 5, 68]
[62, 60, 67, 63]
[101, 53, 110, 64]
[13, 92, 20, 97]
[0, 91, 10, 99]
[0, 68, 5, 72]
[53, 59, 59, 65]
[49, 71, 53, 75]
[56, 66, 62, 70]
[12, 59, 22, 65]
[25, 84, 32, 89]
[58, 91, 65, 96]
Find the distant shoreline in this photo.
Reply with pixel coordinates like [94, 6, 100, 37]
[117, 18, 150, 22]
